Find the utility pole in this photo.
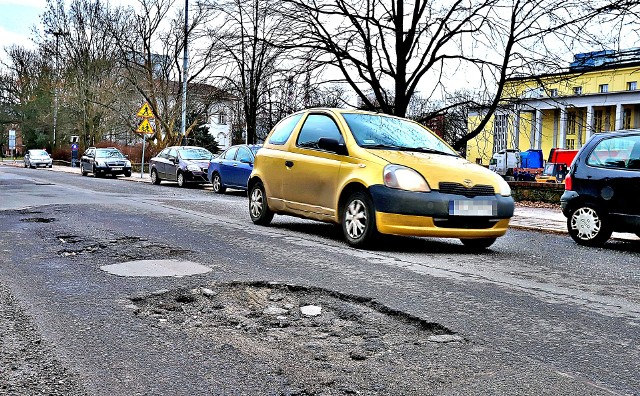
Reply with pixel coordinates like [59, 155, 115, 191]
[181, 0, 189, 146]
[46, 29, 66, 149]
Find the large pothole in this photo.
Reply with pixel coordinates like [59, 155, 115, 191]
[129, 282, 463, 394]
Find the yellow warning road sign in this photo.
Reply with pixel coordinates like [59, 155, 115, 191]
[136, 119, 154, 134]
[136, 102, 155, 118]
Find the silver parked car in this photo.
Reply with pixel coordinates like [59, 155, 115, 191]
[24, 149, 53, 168]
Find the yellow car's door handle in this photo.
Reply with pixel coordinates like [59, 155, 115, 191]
[285, 161, 294, 168]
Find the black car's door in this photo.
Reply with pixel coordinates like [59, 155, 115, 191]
[583, 134, 640, 216]
[165, 148, 179, 181]
[153, 148, 169, 179]
[81, 149, 94, 171]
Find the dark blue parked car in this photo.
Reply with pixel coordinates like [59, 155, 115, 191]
[149, 146, 214, 187]
[208, 144, 261, 193]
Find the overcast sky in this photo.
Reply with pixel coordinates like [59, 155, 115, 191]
[0, 0, 44, 50]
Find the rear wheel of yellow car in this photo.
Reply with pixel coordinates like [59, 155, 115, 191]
[460, 237, 497, 251]
[249, 181, 273, 225]
[342, 192, 377, 248]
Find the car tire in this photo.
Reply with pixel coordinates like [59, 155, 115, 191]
[48, 164, 52, 168]
[81, 164, 88, 176]
[460, 237, 497, 251]
[342, 191, 378, 248]
[177, 172, 185, 187]
[151, 169, 161, 185]
[24, 162, 27, 168]
[93, 166, 100, 178]
[212, 173, 226, 194]
[249, 181, 274, 225]
[124, 171, 131, 177]
[567, 204, 612, 247]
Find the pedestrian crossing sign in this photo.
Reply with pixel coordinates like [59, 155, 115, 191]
[136, 119, 154, 134]
[136, 102, 155, 118]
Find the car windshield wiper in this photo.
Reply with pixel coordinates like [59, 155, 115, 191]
[398, 147, 459, 157]
[361, 144, 404, 150]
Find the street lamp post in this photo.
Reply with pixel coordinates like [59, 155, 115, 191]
[181, 0, 188, 145]
[46, 29, 66, 149]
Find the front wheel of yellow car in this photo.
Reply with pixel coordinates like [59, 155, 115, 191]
[249, 181, 274, 225]
[342, 192, 377, 248]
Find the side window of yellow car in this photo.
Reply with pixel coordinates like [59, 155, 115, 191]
[296, 114, 344, 149]
[269, 114, 304, 145]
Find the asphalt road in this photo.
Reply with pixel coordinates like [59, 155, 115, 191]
[0, 165, 638, 395]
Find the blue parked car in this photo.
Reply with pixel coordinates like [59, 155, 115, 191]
[149, 146, 215, 187]
[208, 144, 261, 193]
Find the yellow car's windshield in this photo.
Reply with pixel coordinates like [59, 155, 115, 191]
[342, 113, 458, 157]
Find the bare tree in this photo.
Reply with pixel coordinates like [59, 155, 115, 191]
[282, 0, 638, 149]
[204, 0, 293, 144]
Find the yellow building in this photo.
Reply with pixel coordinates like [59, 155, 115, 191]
[467, 49, 640, 165]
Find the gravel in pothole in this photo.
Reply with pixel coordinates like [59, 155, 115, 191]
[130, 282, 464, 394]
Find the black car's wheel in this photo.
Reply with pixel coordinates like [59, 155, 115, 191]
[342, 191, 377, 248]
[212, 173, 226, 194]
[151, 169, 161, 185]
[460, 237, 497, 251]
[93, 166, 101, 178]
[124, 170, 131, 177]
[81, 164, 88, 176]
[567, 204, 612, 247]
[249, 181, 274, 225]
[24, 162, 27, 168]
[177, 171, 185, 187]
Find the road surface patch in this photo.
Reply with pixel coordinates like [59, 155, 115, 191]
[101, 259, 212, 277]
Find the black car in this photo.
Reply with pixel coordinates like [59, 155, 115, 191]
[561, 130, 640, 246]
[149, 146, 214, 187]
[80, 147, 132, 177]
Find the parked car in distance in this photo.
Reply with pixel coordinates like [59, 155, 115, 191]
[149, 146, 214, 187]
[561, 129, 640, 246]
[80, 147, 132, 177]
[248, 108, 514, 249]
[208, 144, 261, 193]
[24, 149, 52, 168]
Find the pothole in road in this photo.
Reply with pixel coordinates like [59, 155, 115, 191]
[20, 217, 55, 223]
[129, 281, 464, 394]
[101, 259, 212, 277]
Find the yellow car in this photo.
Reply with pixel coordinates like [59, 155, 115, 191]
[248, 109, 514, 249]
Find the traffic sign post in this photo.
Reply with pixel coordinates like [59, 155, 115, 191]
[136, 103, 155, 178]
[71, 143, 79, 167]
[8, 130, 16, 161]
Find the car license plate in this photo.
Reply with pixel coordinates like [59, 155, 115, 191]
[449, 200, 496, 216]
[111, 167, 122, 171]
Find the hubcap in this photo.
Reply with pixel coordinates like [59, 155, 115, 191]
[178, 174, 183, 186]
[571, 207, 601, 240]
[213, 175, 220, 191]
[151, 171, 156, 182]
[345, 199, 367, 239]
[250, 188, 263, 218]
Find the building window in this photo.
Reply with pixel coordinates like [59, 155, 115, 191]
[624, 109, 632, 129]
[567, 112, 576, 135]
[599, 84, 608, 93]
[566, 139, 575, 150]
[218, 113, 227, 125]
[627, 81, 637, 91]
[595, 110, 603, 132]
[550, 88, 558, 97]
[573, 86, 582, 95]
[476, 158, 482, 165]
[493, 114, 508, 153]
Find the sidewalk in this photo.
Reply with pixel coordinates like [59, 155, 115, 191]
[1, 161, 637, 241]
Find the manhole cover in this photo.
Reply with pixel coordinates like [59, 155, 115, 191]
[100, 260, 211, 277]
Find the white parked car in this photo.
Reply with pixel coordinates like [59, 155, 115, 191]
[24, 149, 53, 168]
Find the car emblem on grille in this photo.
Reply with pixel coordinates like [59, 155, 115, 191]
[463, 179, 473, 188]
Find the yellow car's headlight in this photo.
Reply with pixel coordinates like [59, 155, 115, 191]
[383, 164, 430, 192]
[497, 177, 511, 197]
